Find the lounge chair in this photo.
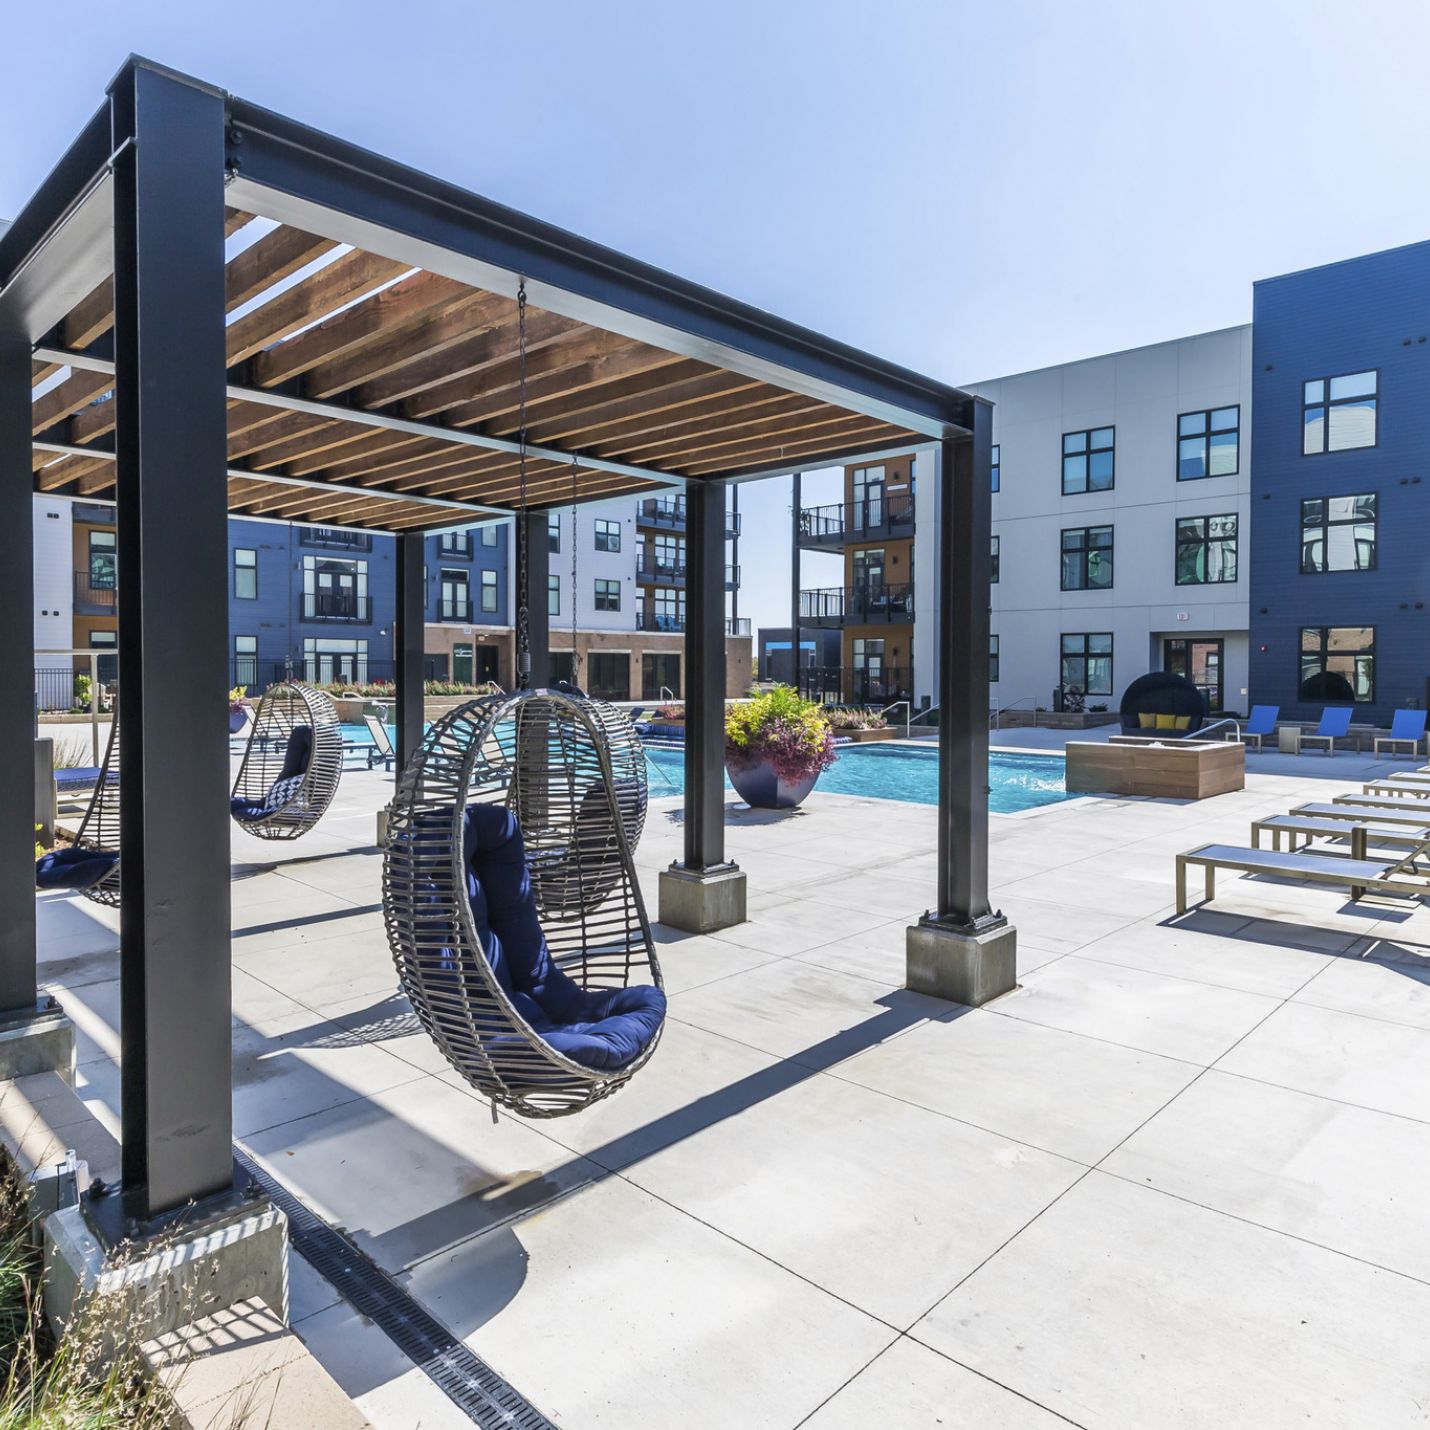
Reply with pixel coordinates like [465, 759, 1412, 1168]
[1302, 706, 1353, 755]
[1251, 813, 1430, 858]
[1236, 704, 1279, 749]
[1295, 799, 1430, 828]
[361, 713, 397, 770]
[1374, 709, 1427, 759]
[54, 766, 104, 794]
[1176, 837, 1430, 912]
[1363, 775, 1430, 799]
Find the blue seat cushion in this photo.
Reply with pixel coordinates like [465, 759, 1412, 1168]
[463, 802, 664, 1071]
[35, 846, 118, 891]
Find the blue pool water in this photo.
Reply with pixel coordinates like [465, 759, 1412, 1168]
[644, 743, 1071, 814]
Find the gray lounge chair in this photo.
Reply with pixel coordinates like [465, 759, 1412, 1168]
[1177, 838, 1430, 912]
[363, 713, 397, 770]
[1332, 792, 1430, 815]
[1294, 800, 1430, 828]
[1363, 775, 1430, 799]
[1251, 813, 1430, 858]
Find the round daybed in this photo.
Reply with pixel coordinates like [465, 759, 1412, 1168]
[1119, 671, 1207, 737]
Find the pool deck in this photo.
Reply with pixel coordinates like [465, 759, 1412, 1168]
[34, 745, 1430, 1428]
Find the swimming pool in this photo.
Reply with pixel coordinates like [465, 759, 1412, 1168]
[643, 742, 1072, 814]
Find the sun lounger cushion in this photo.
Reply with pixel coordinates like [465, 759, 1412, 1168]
[463, 803, 665, 1070]
[54, 766, 104, 791]
[35, 846, 119, 891]
[230, 725, 313, 822]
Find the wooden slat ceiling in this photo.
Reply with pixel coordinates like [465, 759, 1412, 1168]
[29, 210, 919, 531]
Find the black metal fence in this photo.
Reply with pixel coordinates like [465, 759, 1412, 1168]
[797, 665, 913, 705]
[798, 582, 915, 624]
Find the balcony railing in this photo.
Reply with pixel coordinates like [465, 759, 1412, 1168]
[302, 591, 371, 622]
[638, 496, 686, 528]
[797, 493, 916, 549]
[637, 610, 684, 633]
[636, 558, 686, 584]
[797, 665, 914, 705]
[300, 526, 373, 551]
[726, 616, 751, 637]
[798, 582, 914, 625]
[73, 570, 117, 609]
[726, 512, 742, 539]
[726, 563, 740, 589]
[439, 596, 473, 622]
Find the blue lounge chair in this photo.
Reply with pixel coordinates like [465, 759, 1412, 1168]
[1374, 709, 1427, 759]
[54, 766, 104, 793]
[1303, 706, 1354, 756]
[1237, 705, 1279, 749]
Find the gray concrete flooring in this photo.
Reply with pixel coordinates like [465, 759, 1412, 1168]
[34, 743, 1430, 1428]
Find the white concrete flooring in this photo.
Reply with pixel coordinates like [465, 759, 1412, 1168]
[34, 741, 1430, 1429]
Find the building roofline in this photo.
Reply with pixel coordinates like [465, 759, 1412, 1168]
[1254, 235, 1430, 289]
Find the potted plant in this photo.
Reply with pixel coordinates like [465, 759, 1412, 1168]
[724, 685, 838, 809]
[229, 686, 249, 734]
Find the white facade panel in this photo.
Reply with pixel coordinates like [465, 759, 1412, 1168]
[33, 497, 72, 674]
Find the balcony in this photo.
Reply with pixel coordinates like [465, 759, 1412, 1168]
[439, 596, 473, 622]
[726, 616, 751, 637]
[637, 610, 683, 633]
[300, 526, 373, 551]
[302, 591, 371, 622]
[73, 569, 117, 612]
[636, 557, 686, 586]
[798, 582, 914, 628]
[796, 493, 916, 551]
[637, 496, 686, 529]
[797, 665, 913, 705]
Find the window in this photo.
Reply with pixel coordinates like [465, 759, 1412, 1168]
[439, 568, 469, 620]
[1300, 626, 1375, 703]
[1175, 514, 1239, 585]
[303, 637, 367, 685]
[594, 518, 621, 553]
[480, 525, 499, 547]
[548, 513, 561, 552]
[1177, 407, 1239, 480]
[233, 635, 257, 687]
[548, 573, 560, 616]
[438, 531, 471, 556]
[1303, 372, 1377, 454]
[587, 651, 630, 702]
[990, 634, 1000, 683]
[90, 628, 117, 683]
[991, 444, 1000, 493]
[1300, 494, 1377, 573]
[991, 535, 1000, 584]
[1061, 633, 1113, 696]
[852, 465, 886, 528]
[1060, 526, 1114, 590]
[642, 652, 681, 700]
[550, 651, 576, 686]
[233, 547, 257, 600]
[652, 589, 684, 631]
[302, 555, 368, 620]
[479, 569, 498, 614]
[594, 577, 621, 612]
[1062, 427, 1115, 494]
[88, 530, 117, 587]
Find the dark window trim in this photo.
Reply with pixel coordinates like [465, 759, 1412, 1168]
[1175, 404, 1241, 481]
[1059, 524, 1114, 591]
[593, 576, 622, 611]
[1061, 426, 1116, 496]
[594, 518, 622, 553]
[1059, 631, 1114, 696]
[232, 545, 258, 600]
[1174, 512, 1239, 586]
[1298, 623, 1376, 704]
[1298, 491, 1378, 575]
[1301, 368, 1380, 457]
[991, 443, 1000, 493]
[990, 534, 1000, 584]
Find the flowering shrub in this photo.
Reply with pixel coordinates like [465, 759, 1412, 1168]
[725, 685, 838, 782]
[823, 706, 888, 732]
[654, 703, 684, 721]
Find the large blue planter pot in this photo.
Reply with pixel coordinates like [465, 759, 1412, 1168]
[725, 756, 820, 810]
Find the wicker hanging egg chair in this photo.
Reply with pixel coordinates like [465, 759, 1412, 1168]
[230, 682, 345, 840]
[382, 690, 665, 1119]
[37, 708, 123, 905]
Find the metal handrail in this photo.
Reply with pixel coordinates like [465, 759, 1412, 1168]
[879, 699, 911, 737]
[991, 696, 1041, 729]
[1198, 718, 1241, 742]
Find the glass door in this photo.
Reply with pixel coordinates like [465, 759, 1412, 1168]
[1164, 638, 1224, 712]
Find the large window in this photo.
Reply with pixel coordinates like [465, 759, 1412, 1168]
[991, 535, 1000, 584]
[1177, 407, 1239, 480]
[438, 531, 471, 556]
[1300, 494, 1376, 573]
[233, 547, 257, 600]
[88, 529, 117, 587]
[1175, 514, 1238, 585]
[303, 637, 367, 685]
[439, 568, 469, 621]
[1060, 525, 1114, 590]
[548, 513, 561, 552]
[233, 634, 257, 687]
[991, 444, 1000, 493]
[1062, 427, 1115, 495]
[548, 573, 560, 616]
[480, 524, 498, 547]
[642, 653, 681, 701]
[479, 568, 498, 613]
[1300, 626, 1375, 703]
[1303, 372, 1377, 454]
[1061, 633, 1113, 696]
[990, 634, 1000, 683]
[587, 651, 630, 702]
[594, 577, 621, 612]
[594, 518, 621, 553]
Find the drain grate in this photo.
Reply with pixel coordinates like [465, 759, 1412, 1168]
[235, 1147, 560, 1430]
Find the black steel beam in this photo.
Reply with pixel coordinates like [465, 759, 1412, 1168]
[682, 481, 727, 869]
[395, 531, 424, 771]
[516, 511, 550, 689]
[789, 472, 801, 686]
[0, 331, 37, 1013]
[935, 412, 1003, 930]
[111, 62, 235, 1219]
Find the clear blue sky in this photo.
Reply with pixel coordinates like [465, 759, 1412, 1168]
[4, 0, 1426, 637]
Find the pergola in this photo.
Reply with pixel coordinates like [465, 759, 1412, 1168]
[0, 57, 1006, 1232]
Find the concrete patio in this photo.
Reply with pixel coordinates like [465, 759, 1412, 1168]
[35, 746, 1430, 1428]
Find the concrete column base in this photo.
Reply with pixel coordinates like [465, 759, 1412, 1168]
[906, 916, 1018, 1007]
[0, 1002, 76, 1084]
[375, 805, 390, 847]
[658, 863, 747, 933]
[44, 1198, 290, 1350]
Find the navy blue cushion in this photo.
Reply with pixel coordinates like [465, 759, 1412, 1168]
[464, 803, 664, 1070]
[35, 846, 118, 891]
[232, 726, 314, 823]
[276, 725, 313, 781]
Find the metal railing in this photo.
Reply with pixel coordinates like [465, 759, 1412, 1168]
[798, 582, 915, 624]
[798, 493, 915, 544]
[637, 610, 683, 632]
[991, 696, 1042, 729]
[798, 665, 913, 704]
[638, 496, 686, 527]
[302, 591, 371, 622]
[73, 570, 117, 608]
[636, 558, 686, 584]
[726, 616, 751, 637]
[300, 527, 372, 550]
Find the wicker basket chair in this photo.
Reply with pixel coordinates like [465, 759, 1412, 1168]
[71, 710, 122, 907]
[383, 690, 664, 1119]
[230, 683, 344, 840]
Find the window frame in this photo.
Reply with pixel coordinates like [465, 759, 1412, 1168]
[990, 443, 1000, 493]
[989, 634, 1000, 684]
[990, 534, 1000, 584]
[1060, 524, 1114, 591]
[1299, 625, 1376, 704]
[547, 513, 561, 553]
[479, 568, 498, 614]
[593, 576, 622, 612]
[594, 518, 621, 553]
[1061, 426, 1116, 496]
[1060, 632, 1113, 697]
[1174, 512, 1239, 586]
[1175, 405, 1240, 481]
[1299, 492, 1378, 574]
[1302, 370, 1379, 456]
[547, 572, 560, 616]
[233, 546, 258, 600]
[480, 525, 499, 547]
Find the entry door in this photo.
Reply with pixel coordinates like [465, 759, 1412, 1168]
[475, 647, 499, 684]
[1164, 638, 1224, 712]
[317, 567, 356, 617]
[452, 643, 473, 683]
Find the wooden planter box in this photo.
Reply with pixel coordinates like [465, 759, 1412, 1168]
[995, 710, 1119, 730]
[1065, 735, 1244, 800]
[837, 727, 899, 743]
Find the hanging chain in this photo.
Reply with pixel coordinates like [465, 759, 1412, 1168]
[569, 457, 581, 685]
[515, 281, 531, 687]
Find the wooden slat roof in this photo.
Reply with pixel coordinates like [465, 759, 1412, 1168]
[29, 210, 923, 530]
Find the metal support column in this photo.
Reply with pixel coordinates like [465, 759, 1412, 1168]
[395, 531, 424, 771]
[111, 62, 234, 1218]
[906, 403, 1015, 1005]
[0, 331, 37, 1015]
[789, 472, 801, 688]
[516, 511, 550, 689]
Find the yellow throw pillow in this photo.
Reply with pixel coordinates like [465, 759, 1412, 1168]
[1138, 713, 1158, 729]
[1155, 713, 1178, 730]
[1174, 715, 1192, 731]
